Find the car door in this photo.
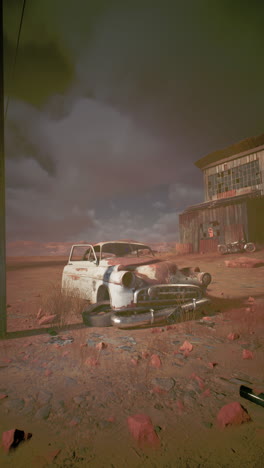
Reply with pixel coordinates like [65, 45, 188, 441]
[62, 244, 98, 300]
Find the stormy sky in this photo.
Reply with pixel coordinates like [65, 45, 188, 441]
[4, 0, 264, 253]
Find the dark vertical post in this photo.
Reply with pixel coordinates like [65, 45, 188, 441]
[0, 0, 6, 338]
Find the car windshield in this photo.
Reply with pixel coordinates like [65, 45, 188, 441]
[101, 243, 154, 259]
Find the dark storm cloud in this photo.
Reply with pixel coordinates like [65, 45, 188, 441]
[3, 0, 264, 246]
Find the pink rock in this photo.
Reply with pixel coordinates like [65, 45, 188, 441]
[131, 358, 139, 366]
[151, 327, 164, 334]
[247, 296, 255, 303]
[242, 349, 253, 360]
[96, 342, 107, 350]
[202, 316, 212, 321]
[180, 340, 193, 353]
[225, 258, 264, 268]
[176, 400, 185, 412]
[0, 394, 8, 400]
[106, 416, 115, 423]
[85, 357, 99, 367]
[45, 449, 61, 463]
[62, 351, 69, 357]
[191, 373, 205, 389]
[37, 308, 44, 320]
[127, 414, 160, 448]
[80, 343, 87, 348]
[208, 362, 218, 368]
[228, 332, 240, 341]
[216, 402, 251, 428]
[1, 429, 32, 453]
[150, 354, 162, 368]
[38, 314, 57, 325]
[68, 419, 79, 427]
[151, 387, 167, 395]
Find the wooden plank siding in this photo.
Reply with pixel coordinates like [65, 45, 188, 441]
[179, 201, 249, 252]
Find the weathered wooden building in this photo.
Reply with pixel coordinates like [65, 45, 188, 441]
[179, 133, 264, 253]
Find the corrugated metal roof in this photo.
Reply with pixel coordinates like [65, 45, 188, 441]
[195, 133, 264, 169]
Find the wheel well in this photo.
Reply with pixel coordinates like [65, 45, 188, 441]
[97, 285, 110, 302]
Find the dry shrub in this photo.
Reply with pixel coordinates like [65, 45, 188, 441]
[41, 281, 88, 327]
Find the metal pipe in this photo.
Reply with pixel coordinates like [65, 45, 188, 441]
[111, 298, 210, 329]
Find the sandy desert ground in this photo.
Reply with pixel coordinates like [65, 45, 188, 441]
[0, 250, 264, 467]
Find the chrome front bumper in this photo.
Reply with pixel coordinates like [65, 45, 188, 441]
[111, 297, 210, 329]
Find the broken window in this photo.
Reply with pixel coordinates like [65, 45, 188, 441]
[207, 160, 262, 198]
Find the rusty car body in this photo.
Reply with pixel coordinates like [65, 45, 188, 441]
[62, 240, 212, 328]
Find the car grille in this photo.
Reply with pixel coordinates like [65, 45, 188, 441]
[135, 284, 202, 306]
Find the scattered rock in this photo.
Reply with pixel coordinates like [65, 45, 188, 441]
[208, 362, 218, 368]
[96, 342, 107, 350]
[127, 414, 160, 448]
[179, 340, 193, 354]
[37, 308, 44, 320]
[228, 333, 240, 341]
[151, 378, 175, 392]
[1, 429, 32, 453]
[85, 357, 99, 367]
[45, 449, 61, 463]
[38, 314, 57, 325]
[225, 258, 264, 268]
[216, 402, 251, 428]
[37, 390, 53, 405]
[34, 404, 51, 420]
[242, 349, 254, 360]
[150, 354, 162, 368]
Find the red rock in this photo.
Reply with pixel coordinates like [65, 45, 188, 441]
[191, 373, 205, 389]
[150, 354, 162, 368]
[151, 386, 167, 395]
[127, 414, 160, 448]
[151, 327, 164, 334]
[62, 351, 69, 357]
[208, 362, 218, 368]
[1, 429, 32, 453]
[180, 340, 193, 353]
[242, 349, 253, 360]
[45, 449, 61, 463]
[225, 258, 264, 268]
[0, 394, 8, 400]
[228, 332, 240, 341]
[141, 351, 150, 359]
[68, 419, 79, 426]
[106, 416, 115, 423]
[37, 308, 44, 320]
[38, 314, 57, 325]
[96, 342, 107, 350]
[131, 358, 139, 366]
[166, 325, 176, 330]
[80, 343, 87, 348]
[176, 400, 185, 412]
[201, 389, 211, 397]
[247, 296, 255, 303]
[202, 316, 212, 321]
[216, 402, 251, 428]
[44, 369, 53, 376]
[85, 357, 99, 367]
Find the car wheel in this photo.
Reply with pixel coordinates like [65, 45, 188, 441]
[82, 301, 113, 327]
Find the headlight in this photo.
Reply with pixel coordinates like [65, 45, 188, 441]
[197, 272, 212, 287]
[121, 271, 136, 288]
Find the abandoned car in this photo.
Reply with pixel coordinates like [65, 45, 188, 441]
[61, 240, 212, 328]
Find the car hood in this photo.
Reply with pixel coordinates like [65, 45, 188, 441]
[101, 257, 186, 285]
